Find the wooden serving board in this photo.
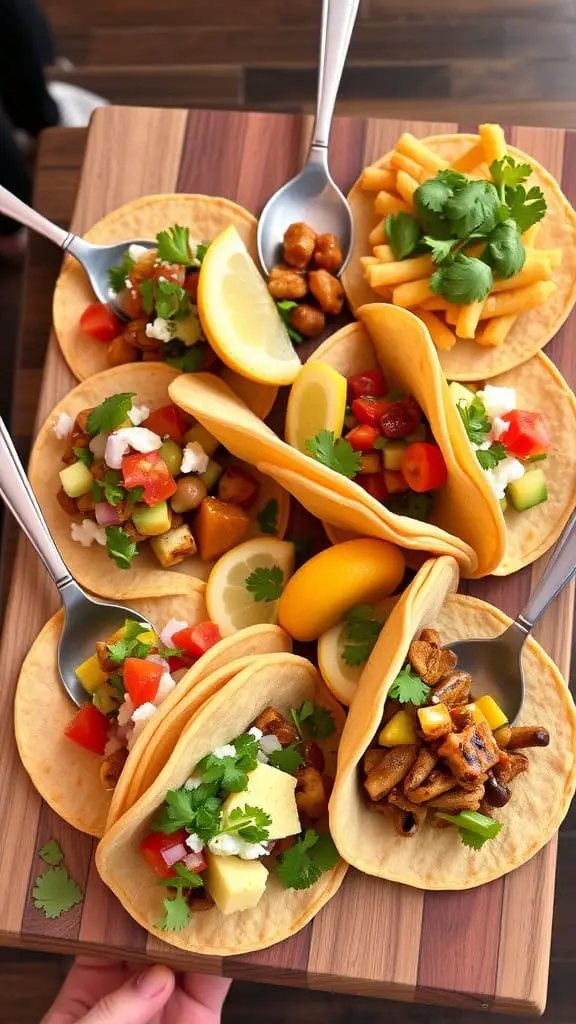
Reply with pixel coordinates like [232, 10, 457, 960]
[0, 106, 574, 1015]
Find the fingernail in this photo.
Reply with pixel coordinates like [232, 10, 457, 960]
[136, 964, 171, 997]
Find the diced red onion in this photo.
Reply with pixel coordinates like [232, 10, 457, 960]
[183, 850, 206, 872]
[162, 843, 188, 868]
[94, 501, 120, 527]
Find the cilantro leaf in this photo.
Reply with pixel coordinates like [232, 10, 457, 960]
[444, 179, 501, 237]
[127, 485, 145, 503]
[257, 498, 279, 536]
[152, 784, 222, 837]
[268, 743, 305, 775]
[73, 446, 93, 468]
[297, 699, 336, 739]
[197, 735, 259, 794]
[105, 526, 138, 570]
[106, 618, 152, 664]
[164, 342, 208, 373]
[139, 278, 154, 314]
[221, 805, 271, 843]
[86, 393, 135, 435]
[476, 442, 508, 470]
[158, 863, 204, 891]
[32, 867, 83, 919]
[156, 893, 190, 932]
[154, 280, 191, 321]
[490, 156, 532, 191]
[277, 300, 303, 344]
[505, 183, 546, 233]
[305, 430, 362, 480]
[245, 565, 284, 602]
[456, 394, 491, 445]
[108, 250, 135, 294]
[431, 254, 493, 304]
[460, 829, 490, 851]
[422, 236, 459, 264]
[233, 733, 260, 769]
[102, 470, 125, 506]
[194, 242, 210, 265]
[483, 219, 525, 279]
[388, 663, 430, 705]
[415, 175, 457, 215]
[92, 480, 104, 502]
[156, 224, 192, 265]
[38, 840, 63, 866]
[341, 604, 382, 667]
[385, 211, 421, 260]
[277, 830, 339, 890]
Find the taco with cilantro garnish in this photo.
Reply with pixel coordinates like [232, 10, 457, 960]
[329, 556, 576, 889]
[96, 653, 347, 954]
[28, 362, 289, 601]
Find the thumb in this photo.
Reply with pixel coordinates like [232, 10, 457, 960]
[81, 965, 174, 1024]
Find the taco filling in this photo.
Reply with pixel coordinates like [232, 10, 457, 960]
[266, 221, 345, 341]
[363, 627, 549, 847]
[449, 382, 550, 511]
[139, 700, 338, 925]
[55, 391, 263, 570]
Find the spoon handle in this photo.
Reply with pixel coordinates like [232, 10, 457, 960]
[311, 0, 360, 149]
[0, 418, 73, 589]
[517, 508, 576, 630]
[0, 184, 74, 250]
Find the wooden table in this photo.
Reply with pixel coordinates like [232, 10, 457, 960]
[0, 107, 574, 1015]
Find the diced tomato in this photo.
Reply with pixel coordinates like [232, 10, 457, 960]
[122, 450, 177, 505]
[217, 466, 260, 507]
[65, 703, 109, 755]
[499, 410, 550, 460]
[401, 443, 447, 493]
[140, 829, 189, 879]
[384, 469, 409, 494]
[167, 655, 189, 673]
[124, 657, 162, 707]
[346, 424, 380, 451]
[172, 622, 222, 659]
[356, 473, 388, 502]
[79, 303, 123, 343]
[380, 396, 422, 439]
[351, 397, 390, 427]
[348, 371, 387, 399]
[183, 849, 208, 873]
[184, 272, 200, 301]
[143, 404, 188, 443]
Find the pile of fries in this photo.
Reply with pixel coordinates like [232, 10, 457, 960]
[359, 124, 561, 351]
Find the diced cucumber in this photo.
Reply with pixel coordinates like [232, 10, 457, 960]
[506, 468, 548, 512]
[184, 423, 220, 456]
[132, 500, 171, 536]
[158, 439, 182, 476]
[383, 440, 407, 471]
[405, 424, 427, 444]
[93, 681, 123, 715]
[448, 381, 475, 409]
[59, 461, 94, 498]
[200, 458, 223, 492]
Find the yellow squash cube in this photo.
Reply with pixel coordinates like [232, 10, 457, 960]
[75, 654, 106, 695]
[222, 763, 299, 841]
[204, 852, 268, 915]
[417, 702, 452, 739]
[462, 702, 487, 725]
[136, 630, 157, 646]
[378, 710, 417, 746]
[475, 696, 508, 731]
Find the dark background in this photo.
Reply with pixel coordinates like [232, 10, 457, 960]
[1, 1, 575, 1020]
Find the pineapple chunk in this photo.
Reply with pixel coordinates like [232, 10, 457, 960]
[222, 763, 300, 841]
[204, 852, 268, 915]
[461, 702, 488, 725]
[475, 695, 508, 731]
[417, 702, 452, 740]
[75, 654, 106, 695]
[378, 710, 417, 746]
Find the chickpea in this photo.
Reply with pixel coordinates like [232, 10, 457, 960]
[267, 265, 307, 301]
[170, 476, 208, 513]
[308, 269, 344, 315]
[123, 318, 158, 351]
[283, 222, 317, 269]
[289, 304, 325, 338]
[313, 233, 343, 274]
[107, 334, 140, 367]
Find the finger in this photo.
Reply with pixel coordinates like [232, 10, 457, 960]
[42, 960, 132, 1023]
[80, 965, 174, 1024]
[181, 973, 232, 1012]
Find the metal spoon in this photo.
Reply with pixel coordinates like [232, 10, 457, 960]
[450, 509, 576, 724]
[0, 418, 152, 707]
[0, 183, 154, 313]
[257, 0, 360, 276]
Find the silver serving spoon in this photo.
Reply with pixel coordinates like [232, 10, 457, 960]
[0, 183, 154, 314]
[257, 0, 360, 276]
[0, 418, 153, 707]
[450, 508, 576, 724]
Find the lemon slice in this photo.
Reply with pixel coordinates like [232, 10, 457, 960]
[317, 597, 396, 706]
[285, 361, 348, 453]
[197, 225, 302, 386]
[206, 537, 296, 636]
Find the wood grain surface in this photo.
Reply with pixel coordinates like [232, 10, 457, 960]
[0, 106, 573, 1015]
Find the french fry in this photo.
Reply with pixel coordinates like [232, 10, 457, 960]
[366, 254, 434, 289]
[414, 308, 457, 351]
[479, 123, 507, 166]
[455, 300, 484, 339]
[450, 141, 484, 173]
[395, 133, 448, 173]
[374, 191, 412, 217]
[392, 277, 434, 308]
[490, 258, 552, 293]
[421, 296, 450, 311]
[479, 280, 556, 319]
[476, 315, 517, 348]
[372, 245, 396, 263]
[390, 151, 429, 182]
[444, 304, 459, 325]
[360, 256, 379, 269]
[373, 285, 394, 299]
[361, 166, 397, 192]
[368, 221, 387, 246]
[396, 169, 420, 204]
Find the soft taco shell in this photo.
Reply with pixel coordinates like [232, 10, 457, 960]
[343, 135, 576, 381]
[29, 362, 289, 600]
[53, 192, 276, 419]
[329, 557, 576, 889]
[96, 654, 347, 954]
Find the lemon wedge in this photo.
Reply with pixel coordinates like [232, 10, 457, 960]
[197, 225, 302, 386]
[317, 597, 395, 706]
[206, 537, 296, 636]
[285, 361, 348, 453]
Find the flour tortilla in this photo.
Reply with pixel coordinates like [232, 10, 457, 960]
[343, 136, 576, 381]
[29, 362, 289, 601]
[329, 557, 576, 889]
[96, 654, 347, 954]
[53, 193, 276, 419]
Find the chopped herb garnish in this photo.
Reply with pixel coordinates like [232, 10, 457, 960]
[108, 250, 135, 294]
[341, 603, 382, 667]
[385, 211, 422, 260]
[436, 810, 503, 850]
[139, 277, 154, 314]
[277, 300, 303, 344]
[38, 840, 63, 866]
[102, 470, 125, 506]
[245, 565, 284, 602]
[292, 699, 336, 740]
[276, 829, 339, 890]
[197, 733, 260, 794]
[476, 442, 508, 471]
[257, 498, 279, 536]
[388, 663, 430, 705]
[164, 342, 208, 373]
[151, 784, 222, 838]
[268, 742, 305, 775]
[73, 446, 93, 468]
[158, 862, 204, 891]
[156, 893, 190, 932]
[86, 393, 135, 435]
[156, 224, 192, 265]
[305, 430, 362, 479]
[430, 254, 493, 304]
[456, 394, 491, 446]
[105, 526, 138, 570]
[219, 805, 271, 843]
[32, 866, 83, 919]
[154, 280, 191, 321]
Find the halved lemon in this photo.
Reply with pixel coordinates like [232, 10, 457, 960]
[206, 537, 296, 637]
[317, 597, 396, 706]
[197, 225, 302, 386]
[285, 361, 348, 453]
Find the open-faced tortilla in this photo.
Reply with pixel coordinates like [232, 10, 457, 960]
[96, 653, 347, 954]
[15, 586, 292, 837]
[29, 363, 289, 600]
[53, 192, 276, 420]
[343, 135, 576, 381]
[329, 556, 576, 889]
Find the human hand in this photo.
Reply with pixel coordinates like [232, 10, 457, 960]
[42, 956, 231, 1024]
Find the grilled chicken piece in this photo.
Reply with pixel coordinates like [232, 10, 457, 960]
[407, 767, 456, 804]
[408, 638, 458, 685]
[436, 721, 500, 784]
[364, 747, 387, 775]
[364, 744, 419, 801]
[99, 749, 128, 790]
[295, 768, 329, 820]
[254, 706, 298, 746]
[507, 726, 550, 750]
[459, 772, 488, 792]
[428, 785, 485, 812]
[419, 628, 442, 647]
[493, 751, 529, 786]
[430, 670, 472, 708]
[450, 706, 474, 731]
[403, 747, 437, 793]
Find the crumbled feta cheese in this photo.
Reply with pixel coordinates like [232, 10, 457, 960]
[53, 412, 73, 440]
[248, 727, 263, 741]
[208, 834, 267, 860]
[478, 386, 517, 420]
[484, 457, 525, 499]
[124, 277, 133, 290]
[180, 441, 209, 475]
[117, 696, 135, 727]
[153, 671, 176, 706]
[492, 416, 510, 441]
[259, 734, 282, 755]
[89, 433, 107, 459]
[104, 427, 162, 469]
[104, 734, 123, 757]
[128, 701, 157, 749]
[70, 519, 107, 547]
[184, 774, 202, 791]
[212, 744, 236, 760]
[159, 619, 188, 647]
[185, 833, 204, 854]
[128, 243, 149, 261]
[145, 317, 173, 343]
[127, 403, 150, 426]
[108, 286, 117, 301]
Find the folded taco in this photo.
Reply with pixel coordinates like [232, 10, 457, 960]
[329, 556, 576, 889]
[15, 587, 292, 836]
[29, 363, 289, 600]
[96, 653, 347, 954]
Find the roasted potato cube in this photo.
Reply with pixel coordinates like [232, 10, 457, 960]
[493, 751, 529, 786]
[149, 523, 197, 567]
[430, 670, 472, 708]
[409, 639, 457, 685]
[254, 706, 298, 746]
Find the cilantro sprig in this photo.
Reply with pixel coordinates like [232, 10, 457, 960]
[74, 446, 93, 468]
[158, 862, 204, 892]
[457, 394, 491, 445]
[291, 700, 336, 740]
[385, 211, 422, 260]
[33, 866, 83, 919]
[219, 805, 271, 843]
[156, 893, 191, 932]
[388, 663, 430, 705]
[268, 743, 305, 774]
[436, 810, 503, 850]
[151, 783, 222, 839]
[197, 733, 260, 793]
[277, 300, 304, 344]
[276, 829, 339, 890]
[305, 430, 362, 479]
[341, 604, 382, 667]
[245, 565, 284, 602]
[86, 393, 135, 436]
[105, 526, 138, 570]
[476, 442, 507, 471]
[156, 224, 192, 265]
[39, 839, 64, 866]
[108, 250, 135, 293]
